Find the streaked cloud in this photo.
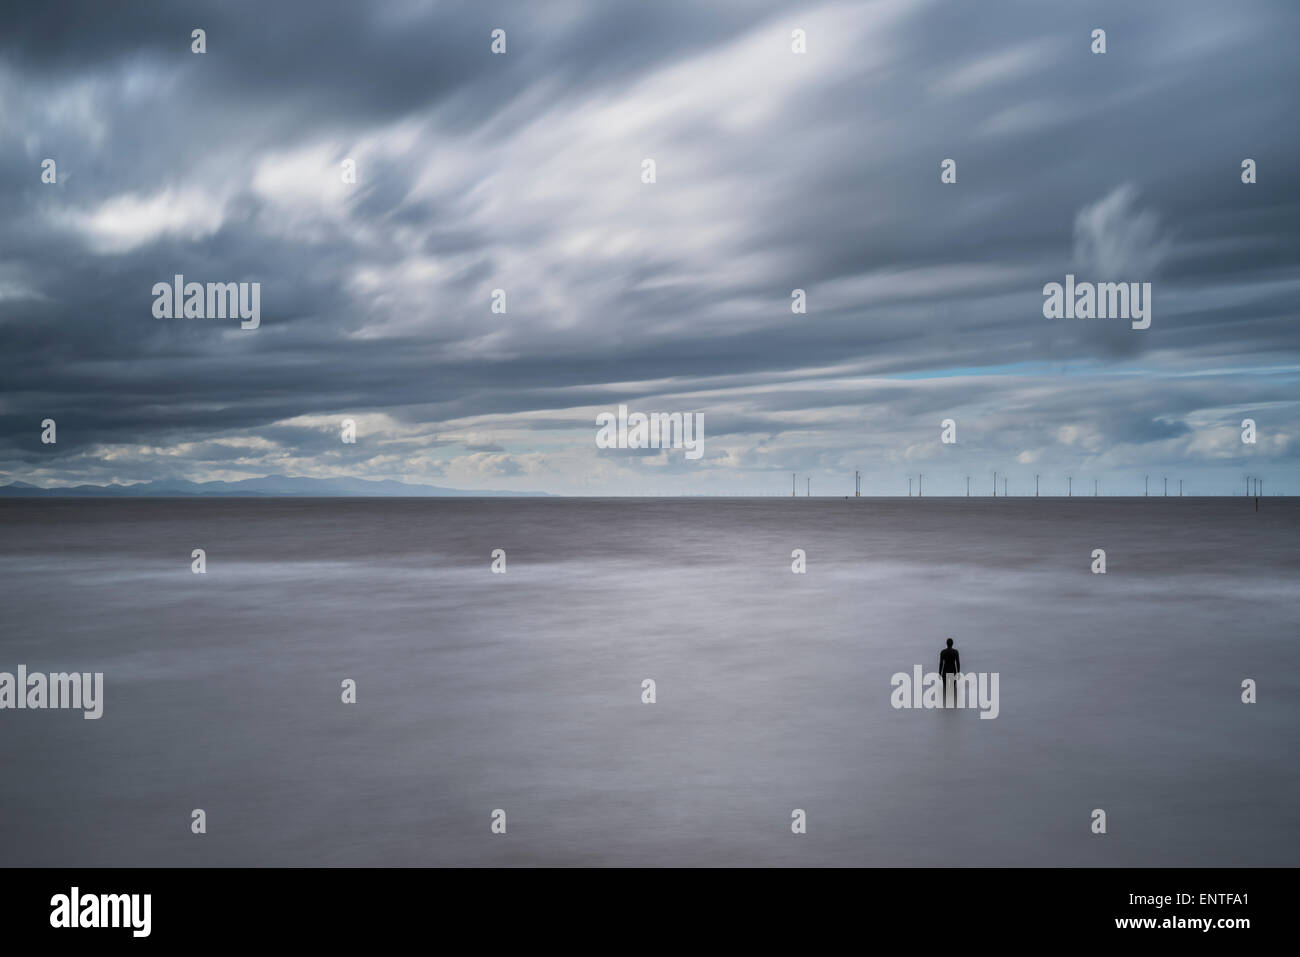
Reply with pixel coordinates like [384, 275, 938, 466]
[1, 0, 1297, 495]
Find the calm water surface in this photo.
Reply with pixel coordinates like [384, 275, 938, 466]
[1, 497, 1296, 866]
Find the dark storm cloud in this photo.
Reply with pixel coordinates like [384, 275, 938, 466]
[1, 0, 1297, 494]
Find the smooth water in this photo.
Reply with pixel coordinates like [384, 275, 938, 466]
[1, 497, 1296, 866]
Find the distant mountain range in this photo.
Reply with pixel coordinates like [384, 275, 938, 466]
[0, 475, 547, 497]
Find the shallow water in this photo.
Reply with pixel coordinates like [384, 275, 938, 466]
[0, 496, 1296, 866]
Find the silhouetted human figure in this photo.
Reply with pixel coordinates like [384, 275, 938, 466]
[939, 638, 960, 706]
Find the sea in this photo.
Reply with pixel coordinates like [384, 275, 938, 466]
[1, 496, 1296, 866]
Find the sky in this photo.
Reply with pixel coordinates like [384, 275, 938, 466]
[1, 0, 1297, 496]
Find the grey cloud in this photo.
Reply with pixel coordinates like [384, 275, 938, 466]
[2, 0, 1298, 495]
